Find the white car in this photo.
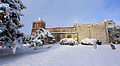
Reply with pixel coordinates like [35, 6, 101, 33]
[81, 38, 96, 45]
[81, 38, 102, 45]
[60, 38, 76, 46]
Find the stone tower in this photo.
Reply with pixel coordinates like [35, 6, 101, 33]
[31, 17, 46, 34]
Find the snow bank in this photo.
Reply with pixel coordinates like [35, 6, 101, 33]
[0, 44, 120, 66]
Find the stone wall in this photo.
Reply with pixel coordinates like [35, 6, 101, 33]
[74, 23, 109, 44]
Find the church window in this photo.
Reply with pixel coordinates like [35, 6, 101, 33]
[62, 30, 66, 32]
[108, 23, 111, 25]
[54, 29, 60, 32]
[68, 35, 71, 38]
[35, 24, 38, 28]
[62, 35, 65, 38]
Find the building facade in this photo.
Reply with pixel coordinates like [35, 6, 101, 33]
[46, 27, 78, 42]
[31, 17, 119, 44]
[31, 17, 78, 42]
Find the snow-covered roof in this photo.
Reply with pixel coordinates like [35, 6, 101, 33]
[39, 28, 54, 38]
[38, 16, 41, 20]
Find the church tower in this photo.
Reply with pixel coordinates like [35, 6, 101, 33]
[31, 17, 46, 34]
[74, 19, 77, 27]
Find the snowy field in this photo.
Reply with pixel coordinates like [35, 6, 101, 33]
[0, 44, 120, 66]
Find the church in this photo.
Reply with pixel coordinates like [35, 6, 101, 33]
[31, 17, 117, 44]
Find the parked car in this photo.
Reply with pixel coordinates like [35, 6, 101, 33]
[112, 38, 120, 44]
[60, 38, 76, 46]
[81, 38, 102, 45]
[49, 39, 56, 44]
[96, 39, 102, 45]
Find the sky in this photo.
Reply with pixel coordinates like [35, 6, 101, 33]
[20, 0, 120, 33]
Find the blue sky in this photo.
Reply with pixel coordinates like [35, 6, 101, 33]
[21, 0, 120, 33]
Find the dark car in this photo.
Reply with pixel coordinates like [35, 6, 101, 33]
[96, 39, 102, 45]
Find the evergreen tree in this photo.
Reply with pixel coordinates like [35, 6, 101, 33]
[0, 0, 26, 54]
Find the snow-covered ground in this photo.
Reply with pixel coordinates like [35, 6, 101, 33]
[0, 44, 120, 66]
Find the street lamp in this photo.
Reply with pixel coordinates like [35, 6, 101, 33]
[88, 25, 91, 38]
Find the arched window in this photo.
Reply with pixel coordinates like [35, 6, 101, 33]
[35, 24, 38, 28]
[57, 35, 60, 41]
[62, 35, 65, 38]
[68, 35, 71, 38]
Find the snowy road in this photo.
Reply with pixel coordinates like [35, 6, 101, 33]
[0, 44, 120, 66]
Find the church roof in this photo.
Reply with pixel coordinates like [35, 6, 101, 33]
[33, 16, 45, 23]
